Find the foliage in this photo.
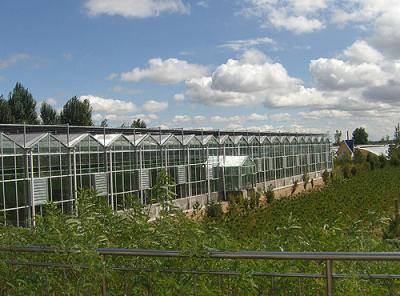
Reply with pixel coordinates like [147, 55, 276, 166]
[60, 96, 93, 126]
[264, 184, 275, 204]
[100, 118, 109, 127]
[302, 173, 310, 190]
[334, 129, 342, 145]
[7, 82, 38, 124]
[291, 180, 298, 195]
[353, 127, 368, 145]
[40, 102, 59, 125]
[353, 149, 366, 164]
[206, 200, 223, 219]
[131, 118, 147, 128]
[2, 168, 400, 294]
[322, 170, 330, 185]
[394, 123, 400, 144]
[0, 96, 13, 123]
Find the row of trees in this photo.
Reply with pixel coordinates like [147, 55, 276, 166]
[0, 82, 147, 127]
[334, 127, 369, 145]
[335, 125, 400, 146]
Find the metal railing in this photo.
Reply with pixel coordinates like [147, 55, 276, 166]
[1, 246, 400, 295]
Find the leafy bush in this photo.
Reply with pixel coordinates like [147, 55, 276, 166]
[351, 166, 357, 176]
[322, 170, 330, 185]
[342, 165, 351, 179]
[302, 173, 310, 190]
[265, 184, 275, 204]
[291, 180, 298, 195]
[205, 200, 223, 219]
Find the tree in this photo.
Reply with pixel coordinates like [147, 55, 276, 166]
[8, 82, 38, 124]
[60, 96, 93, 126]
[131, 119, 147, 128]
[0, 96, 14, 123]
[395, 123, 400, 144]
[352, 127, 368, 145]
[40, 102, 59, 125]
[100, 118, 109, 127]
[334, 130, 342, 145]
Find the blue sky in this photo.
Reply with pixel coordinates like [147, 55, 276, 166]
[1, 0, 400, 140]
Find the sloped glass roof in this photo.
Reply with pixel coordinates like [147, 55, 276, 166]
[208, 155, 254, 167]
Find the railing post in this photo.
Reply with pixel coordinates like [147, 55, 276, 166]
[326, 259, 334, 296]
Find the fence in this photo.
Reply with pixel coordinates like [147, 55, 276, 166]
[1, 246, 400, 295]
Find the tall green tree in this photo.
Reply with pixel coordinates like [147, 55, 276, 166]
[131, 119, 146, 128]
[8, 82, 38, 124]
[100, 118, 109, 127]
[0, 96, 14, 123]
[40, 102, 59, 125]
[334, 130, 342, 145]
[353, 127, 368, 145]
[60, 96, 93, 126]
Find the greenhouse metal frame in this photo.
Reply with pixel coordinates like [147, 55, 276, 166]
[0, 124, 332, 226]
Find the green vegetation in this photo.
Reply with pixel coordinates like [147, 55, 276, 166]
[2, 165, 400, 294]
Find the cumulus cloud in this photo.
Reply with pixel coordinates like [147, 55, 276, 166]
[142, 100, 168, 112]
[310, 58, 386, 90]
[85, 0, 189, 18]
[299, 110, 352, 120]
[186, 50, 330, 108]
[343, 40, 384, 64]
[241, 0, 328, 34]
[0, 53, 30, 69]
[118, 58, 209, 84]
[79, 95, 139, 113]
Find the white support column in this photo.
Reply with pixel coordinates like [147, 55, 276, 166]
[139, 149, 144, 204]
[29, 150, 36, 227]
[222, 145, 226, 200]
[109, 149, 114, 211]
[187, 147, 193, 198]
[206, 146, 211, 202]
[73, 149, 78, 215]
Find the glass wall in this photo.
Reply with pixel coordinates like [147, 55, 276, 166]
[0, 129, 332, 226]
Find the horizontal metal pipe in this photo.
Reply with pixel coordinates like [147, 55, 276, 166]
[3, 246, 400, 261]
[5, 260, 400, 281]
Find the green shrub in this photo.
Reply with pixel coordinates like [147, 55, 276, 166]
[264, 184, 275, 204]
[342, 165, 351, 179]
[351, 166, 357, 176]
[205, 200, 223, 219]
[322, 170, 330, 185]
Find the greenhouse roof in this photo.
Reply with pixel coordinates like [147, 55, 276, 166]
[5, 132, 67, 149]
[53, 133, 97, 148]
[94, 133, 128, 147]
[208, 155, 253, 167]
[177, 134, 202, 146]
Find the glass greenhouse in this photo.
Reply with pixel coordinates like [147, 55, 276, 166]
[0, 125, 332, 226]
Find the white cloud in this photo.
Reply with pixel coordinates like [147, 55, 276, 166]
[343, 40, 384, 64]
[172, 115, 192, 124]
[119, 58, 209, 84]
[299, 110, 352, 120]
[174, 93, 185, 102]
[186, 49, 327, 108]
[44, 98, 57, 106]
[0, 53, 30, 69]
[242, 0, 328, 34]
[371, 7, 400, 59]
[269, 12, 324, 34]
[219, 37, 277, 51]
[310, 58, 386, 90]
[79, 95, 138, 113]
[142, 100, 168, 112]
[85, 0, 189, 18]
